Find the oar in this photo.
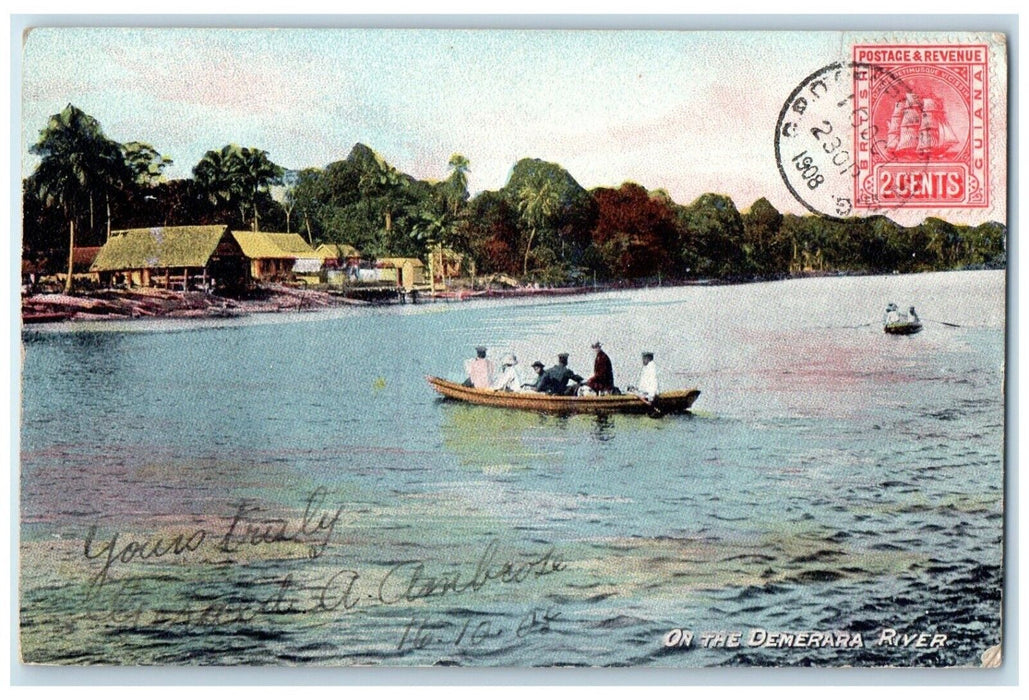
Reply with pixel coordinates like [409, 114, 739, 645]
[634, 393, 662, 417]
[922, 318, 962, 328]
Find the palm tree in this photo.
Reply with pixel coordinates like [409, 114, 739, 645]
[359, 159, 406, 233]
[237, 147, 284, 231]
[517, 178, 560, 277]
[193, 145, 283, 231]
[409, 193, 456, 292]
[291, 168, 323, 244]
[446, 154, 470, 215]
[193, 145, 241, 215]
[29, 104, 130, 292]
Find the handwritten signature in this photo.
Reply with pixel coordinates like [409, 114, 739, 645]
[83, 487, 343, 588]
[75, 488, 568, 637]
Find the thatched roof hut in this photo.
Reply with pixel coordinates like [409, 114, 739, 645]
[92, 225, 235, 272]
[232, 232, 321, 278]
[315, 243, 361, 267]
[90, 225, 246, 291]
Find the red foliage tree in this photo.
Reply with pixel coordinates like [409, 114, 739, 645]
[590, 183, 679, 279]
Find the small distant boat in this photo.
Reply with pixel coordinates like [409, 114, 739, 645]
[427, 376, 700, 415]
[884, 320, 923, 335]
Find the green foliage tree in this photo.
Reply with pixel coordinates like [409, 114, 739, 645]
[444, 153, 471, 216]
[358, 149, 408, 235]
[516, 177, 559, 276]
[28, 104, 132, 291]
[499, 158, 596, 279]
[741, 198, 784, 275]
[192, 144, 283, 231]
[122, 142, 173, 187]
[409, 182, 470, 288]
[675, 193, 746, 278]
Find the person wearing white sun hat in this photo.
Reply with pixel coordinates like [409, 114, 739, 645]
[491, 354, 521, 392]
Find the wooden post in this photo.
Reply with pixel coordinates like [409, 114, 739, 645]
[428, 248, 437, 294]
[64, 220, 75, 294]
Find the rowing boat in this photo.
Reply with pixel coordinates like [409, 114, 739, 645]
[427, 376, 700, 414]
[884, 321, 923, 335]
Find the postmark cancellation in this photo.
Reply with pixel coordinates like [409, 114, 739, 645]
[775, 33, 1005, 224]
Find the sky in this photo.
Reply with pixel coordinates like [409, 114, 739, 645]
[19, 26, 1007, 226]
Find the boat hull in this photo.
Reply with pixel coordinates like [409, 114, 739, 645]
[427, 376, 700, 414]
[884, 322, 923, 335]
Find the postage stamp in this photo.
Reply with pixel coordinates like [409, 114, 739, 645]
[15, 25, 1009, 675]
[852, 44, 991, 210]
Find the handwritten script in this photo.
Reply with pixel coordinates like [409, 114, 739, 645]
[74, 487, 568, 644]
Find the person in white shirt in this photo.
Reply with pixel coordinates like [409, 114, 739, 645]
[492, 354, 521, 391]
[884, 303, 902, 325]
[633, 351, 659, 401]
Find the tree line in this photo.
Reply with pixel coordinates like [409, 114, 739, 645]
[23, 104, 1006, 292]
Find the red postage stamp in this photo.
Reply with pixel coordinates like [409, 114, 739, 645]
[852, 44, 990, 210]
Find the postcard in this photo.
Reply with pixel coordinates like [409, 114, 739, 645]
[17, 26, 1008, 670]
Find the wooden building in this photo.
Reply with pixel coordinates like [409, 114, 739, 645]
[376, 257, 427, 291]
[314, 243, 362, 269]
[72, 246, 103, 275]
[428, 247, 473, 289]
[90, 225, 247, 291]
[232, 232, 321, 280]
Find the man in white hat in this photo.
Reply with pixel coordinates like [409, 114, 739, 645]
[491, 354, 521, 392]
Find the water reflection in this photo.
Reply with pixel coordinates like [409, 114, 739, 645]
[434, 400, 685, 471]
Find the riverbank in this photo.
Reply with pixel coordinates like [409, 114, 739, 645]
[20, 280, 619, 325]
[21, 266, 1001, 326]
[21, 283, 353, 324]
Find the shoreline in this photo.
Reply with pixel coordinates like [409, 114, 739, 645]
[20, 267, 1001, 328]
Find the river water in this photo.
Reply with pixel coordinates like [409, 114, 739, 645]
[19, 270, 1005, 667]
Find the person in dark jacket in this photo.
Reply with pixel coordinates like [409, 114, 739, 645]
[522, 361, 547, 392]
[540, 353, 584, 395]
[585, 341, 615, 394]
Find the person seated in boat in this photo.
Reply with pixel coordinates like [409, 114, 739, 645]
[907, 306, 920, 323]
[539, 353, 584, 395]
[883, 303, 902, 325]
[462, 346, 495, 389]
[628, 352, 659, 401]
[492, 354, 521, 392]
[521, 361, 547, 392]
[585, 341, 616, 394]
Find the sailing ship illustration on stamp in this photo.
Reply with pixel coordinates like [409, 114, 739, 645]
[883, 90, 963, 160]
[853, 44, 990, 209]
